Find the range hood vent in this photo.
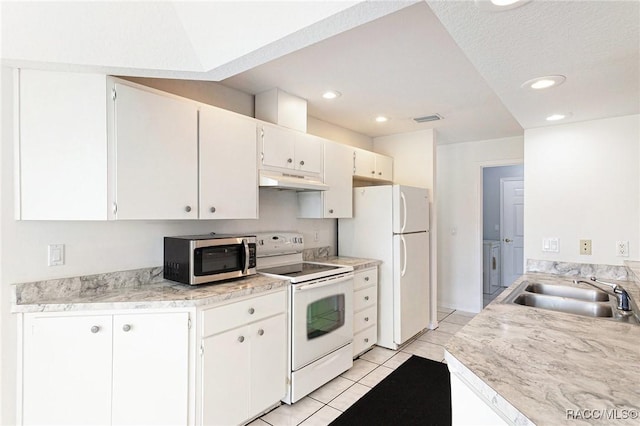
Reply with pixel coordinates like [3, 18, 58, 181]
[413, 114, 443, 123]
[259, 170, 329, 192]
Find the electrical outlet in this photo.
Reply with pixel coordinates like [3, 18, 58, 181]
[580, 239, 592, 255]
[48, 244, 65, 266]
[616, 240, 629, 257]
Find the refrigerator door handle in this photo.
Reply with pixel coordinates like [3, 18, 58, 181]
[400, 235, 408, 277]
[400, 191, 407, 233]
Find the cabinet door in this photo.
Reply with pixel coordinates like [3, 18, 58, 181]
[353, 148, 376, 179]
[112, 83, 198, 219]
[249, 313, 287, 415]
[112, 312, 190, 426]
[199, 106, 258, 219]
[18, 69, 108, 220]
[375, 154, 393, 181]
[323, 141, 353, 218]
[294, 134, 323, 174]
[23, 314, 113, 426]
[202, 326, 251, 426]
[261, 124, 296, 170]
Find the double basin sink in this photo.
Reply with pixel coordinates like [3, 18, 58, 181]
[503, 280, 640, 325]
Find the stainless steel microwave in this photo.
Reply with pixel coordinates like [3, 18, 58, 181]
[163, 234, 257, 285]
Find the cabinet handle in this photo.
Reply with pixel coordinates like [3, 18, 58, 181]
[210, 207, 216, 213]
[364, 317, 369, 322]
[364, 296, 369, 301]
[258, 329, 264, 336]
[248, 308, 255, 315]
[287, 158, 293, 163]
[364, 338, 369, 343]
[238, 336, 245, 343]
[185, 205, 192, 213]
[365, 277, 370, 281]
[122, 324, 131, 332]
[299, 160, 305, 166]
[329, 209, 334, 214]
[91, 326, 100, 333]
[378, 172, 382, 176]
[371, 170, 375, 174]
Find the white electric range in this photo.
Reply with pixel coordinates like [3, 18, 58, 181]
[256, 232, 354, 404]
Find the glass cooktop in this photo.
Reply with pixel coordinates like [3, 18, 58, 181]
[258, 262, 343, 278]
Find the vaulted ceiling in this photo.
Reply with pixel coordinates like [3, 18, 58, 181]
[2, 1, 638, 144]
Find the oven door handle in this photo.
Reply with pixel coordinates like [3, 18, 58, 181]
[294, 274, 354, 291]
[242, 239, 250, 275]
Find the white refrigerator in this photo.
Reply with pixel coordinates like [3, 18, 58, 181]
[339, 184, 430, 349]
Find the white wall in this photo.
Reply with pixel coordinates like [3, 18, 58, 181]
[0, 68, 339, 425]
[482, 165, 524, 241]
[373, 129, 438, 327]
[307, 116, 373, 150]
[524, 115, 640, 265]
[437, 136, 524, 313]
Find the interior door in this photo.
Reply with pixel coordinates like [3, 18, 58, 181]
[393, 232, 430, 345]
[501, 179, 524, 287]
[393, 185, 429, 233]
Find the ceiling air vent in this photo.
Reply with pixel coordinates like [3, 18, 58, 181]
[413, 114, 443, 123]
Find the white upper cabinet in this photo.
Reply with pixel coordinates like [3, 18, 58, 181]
[110, 81, 198, 220]
[259, 123, 322, 175]
[353, 148, 393, 182]
[298, 140, 353, 218]
[16, 69, 108, 220]
[199, 105, 258, 219]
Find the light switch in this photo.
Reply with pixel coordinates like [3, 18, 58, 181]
[542, 238, 559, 253]
[48, 244, 65, 266]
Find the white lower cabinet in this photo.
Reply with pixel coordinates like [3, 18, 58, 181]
[200, 290, 287, 426]
[21, 310, 191, 426]
[352, 267, 378, 357]
[450, 372, 508, 425]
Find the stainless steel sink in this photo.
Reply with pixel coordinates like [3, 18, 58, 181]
[524, 282, 609, 302]
[511, 293, 613, 317]
[503, 280, 640, 325]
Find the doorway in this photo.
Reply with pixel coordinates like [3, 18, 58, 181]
[482, 165, 524, 307]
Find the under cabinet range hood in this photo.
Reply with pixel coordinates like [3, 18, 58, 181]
[259, 170, 329, 191]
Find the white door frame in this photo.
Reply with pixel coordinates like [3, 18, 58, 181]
[500, 177, 524, 287]
[476, 160, 523, 312]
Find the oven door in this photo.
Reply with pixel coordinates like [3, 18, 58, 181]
[291, 273, 354, 371]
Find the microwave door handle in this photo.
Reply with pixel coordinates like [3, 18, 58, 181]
[242, 239, 250, 274]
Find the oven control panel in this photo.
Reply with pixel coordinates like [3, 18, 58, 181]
[255, 232, 304, 257]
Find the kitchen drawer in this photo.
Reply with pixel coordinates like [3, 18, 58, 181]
[353, 306, 377, 334]
[354, 285, 377, 312]
[353, 267, 377, 291]
[353, 326, 377, 358]
[201, 290, 286, 337]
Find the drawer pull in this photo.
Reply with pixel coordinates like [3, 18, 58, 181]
[364, 317, 369, 322]
[258, 329, 264, 336]
[238, 336, 245, 343]
[364, 296, 369, 301]
[364, 277, 369, 281]
[91, 326, 100, 333]
[122, 324, 131, 332]
[364, 338, 369, 343]
[248, 308, 255, 315]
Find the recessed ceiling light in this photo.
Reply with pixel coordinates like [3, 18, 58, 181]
[322, 91, 341, 100]
[521, 75, 566, 90]
[375, 116, 388, 123]
[546, 114, 566, 121]
[475, 0, 531, 11]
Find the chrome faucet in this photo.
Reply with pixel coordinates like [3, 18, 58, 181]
[573, 277, 631, 311]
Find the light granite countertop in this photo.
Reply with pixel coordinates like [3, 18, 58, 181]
[445, 271, 640, 425]
[12, 267, 288, 313]
[12, 256, 380, 314]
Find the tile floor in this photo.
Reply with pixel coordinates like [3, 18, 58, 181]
[250, 308, 476, 426]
